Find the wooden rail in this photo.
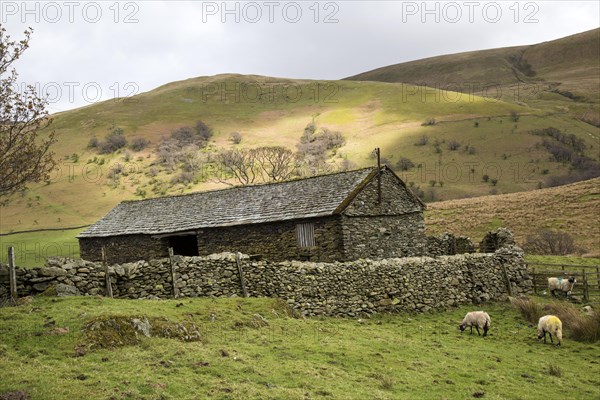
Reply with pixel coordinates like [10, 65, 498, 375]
[528, 264, 600, 304]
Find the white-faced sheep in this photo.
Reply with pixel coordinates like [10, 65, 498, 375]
[548, 276, 576, 297]
[537, 315, 563, 346]
[459, 311, 491, 337]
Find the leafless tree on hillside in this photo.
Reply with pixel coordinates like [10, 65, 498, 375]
[0, 26, 56, 203]
[254, 146, 298, 182]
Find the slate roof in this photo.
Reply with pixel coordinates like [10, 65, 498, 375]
[78, 166, 421, 238]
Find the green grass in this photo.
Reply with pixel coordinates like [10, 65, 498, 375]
[0, 228, 84, 268]
[2, 71, 598, 237]
[0, 297, 599, 399]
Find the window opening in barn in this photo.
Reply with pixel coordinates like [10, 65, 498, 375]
[168, 235, 199, 256]
[296, 223, 315, 248]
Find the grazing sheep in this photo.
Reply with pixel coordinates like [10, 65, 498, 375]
[537, 315, 563, 346]
[548, 276, 576, 297]
[459, 311, 491, 337]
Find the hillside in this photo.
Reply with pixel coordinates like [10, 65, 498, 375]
[425, 177, 600, 256]
[1, 30, 599, 267]
[1, 72, 598, 236]
[345, 28, 600, 103]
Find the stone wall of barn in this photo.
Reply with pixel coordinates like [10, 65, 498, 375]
[195, 217, 344, 262]
[1, 246, 532, 316]
[79, 234, 169, 264]
[341, 213, 427, 259]
[340, 165, 428, 259]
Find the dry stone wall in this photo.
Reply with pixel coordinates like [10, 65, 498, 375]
[0, 246, 532, 316]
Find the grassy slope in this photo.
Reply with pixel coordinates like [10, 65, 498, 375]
[1, 75, 598, 233]
[0, 297, 598, 400]
[425, 177, 600, 256]
[345, 28, 600, 103]
[1, 31, 599, 263]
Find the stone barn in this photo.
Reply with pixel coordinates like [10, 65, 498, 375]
[78, 166, 427, 263]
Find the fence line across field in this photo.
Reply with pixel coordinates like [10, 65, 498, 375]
[528, 263, 600, 304]
[527, 262, 600, 271]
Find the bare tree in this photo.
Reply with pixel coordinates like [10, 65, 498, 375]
[0, 26, 56, 201]
[254, 146, 298, 182]
[524, 230, 577, 255]
[216, 148, 259, 185]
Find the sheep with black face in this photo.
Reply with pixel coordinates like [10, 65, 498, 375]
[459, 311, 491, 337]
[548, 276, 576, 297]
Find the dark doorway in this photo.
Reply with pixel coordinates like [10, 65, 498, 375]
[168, 235, 199, 256]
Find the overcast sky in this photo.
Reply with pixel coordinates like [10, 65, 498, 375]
[2, 0, 599, 113]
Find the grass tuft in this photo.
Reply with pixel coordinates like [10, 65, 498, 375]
[509, 296, 544, 323]
[510, 296, 600, 342]
[548, 363, 563, 377]
[375, 373, 395, 390]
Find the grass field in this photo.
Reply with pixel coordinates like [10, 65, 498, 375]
[426, 177, 600, 256]
[0, 296, 599, 400]
[0, 228, 85, 268]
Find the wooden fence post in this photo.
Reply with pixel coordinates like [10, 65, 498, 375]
[169, 247, 178, 299]
[499, 262, 513, 296]
[236, 252, 248, 298]
[532, 268, 537, 295]
[582, 269, 589, 303]
[101, 247, 113, 298]
[8, 246, 18, 304]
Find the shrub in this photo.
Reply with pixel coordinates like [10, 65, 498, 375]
[171, 126, 196, 146]
[87, 137, 99, 149]
[99, 129, 128, 154]
[147, 167, 158, 177]
[396, 157, 415, 171]
[107, 164, 123, 180]
[414, 135, 429, 146]
[229, 131, 242, 144]
[482, 174, 489, 182]
[447, 140, 461, 151]
[195, 120, 213, 142]
[130, 137, 150, 151]
[510, 111, 520, 122]
[296, 123, 345, 167]
[421, 117, 436, 126]
[524, 229, 576, 255]
[170, 171, 195, 185]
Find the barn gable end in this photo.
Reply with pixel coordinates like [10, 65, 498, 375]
[340, 168, 427, 259]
